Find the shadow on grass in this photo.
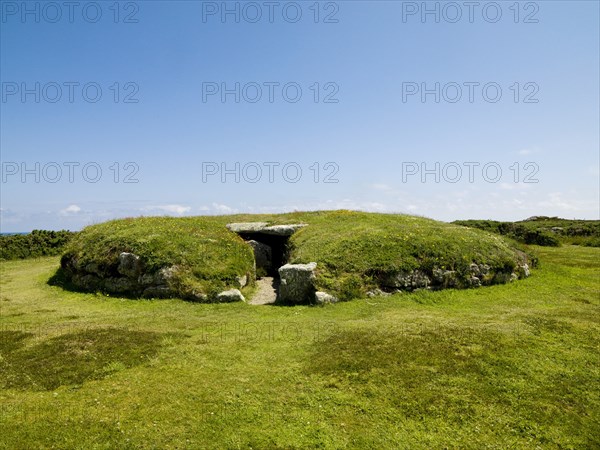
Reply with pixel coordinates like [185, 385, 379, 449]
[0, 328, 184, 391]
[47, 267, 87, 294]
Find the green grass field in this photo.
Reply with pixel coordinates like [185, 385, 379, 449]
[1, 245, 598, 449]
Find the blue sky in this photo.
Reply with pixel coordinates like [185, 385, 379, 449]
[1, 0, 599, 231]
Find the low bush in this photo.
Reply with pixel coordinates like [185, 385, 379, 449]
[453, 217, 599, 247]
[0, 230, 76, 261]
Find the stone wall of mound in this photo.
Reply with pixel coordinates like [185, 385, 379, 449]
[60, 252, 251, 302]
[375, 262, 531, 291]
[60, 246, 531, 304]
[278, 261, 531, 304]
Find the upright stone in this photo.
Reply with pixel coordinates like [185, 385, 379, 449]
[118, 252, 143, 278]
[278, 262, 317, 304]
[248, 240, 273, 273]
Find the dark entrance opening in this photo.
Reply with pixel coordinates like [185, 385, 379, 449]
[239, 232, 289, 277]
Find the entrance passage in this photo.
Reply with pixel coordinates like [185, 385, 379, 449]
[249, 276, 279, 305]
[226, 222, 308, 305]
[238, 232, 288, 277]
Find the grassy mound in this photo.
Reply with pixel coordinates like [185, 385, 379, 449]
[60, 217, 255, 300]
[59, 211, 533, 302]
[280, 211, 532, 299]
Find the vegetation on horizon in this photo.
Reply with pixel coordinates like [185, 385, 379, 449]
[0, 230, 76, 261]
[453, 216, 600, 247]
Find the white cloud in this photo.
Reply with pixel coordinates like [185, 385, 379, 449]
[537, 192, 582, 212]
[517, 146, 541, 156]
[196, 204, 239, 215]
[141, 204, 191, 215]
[211, 203, 237, 214]
[59, 204, 82, 216]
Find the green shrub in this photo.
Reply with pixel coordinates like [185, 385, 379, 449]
[0, 230, 75, 261]
[579, 237, 600, 247]
[453, 218, 599, 247]
[523, 230, 560, 247]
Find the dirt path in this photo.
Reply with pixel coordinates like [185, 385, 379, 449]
[249, 276, 278, 305]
